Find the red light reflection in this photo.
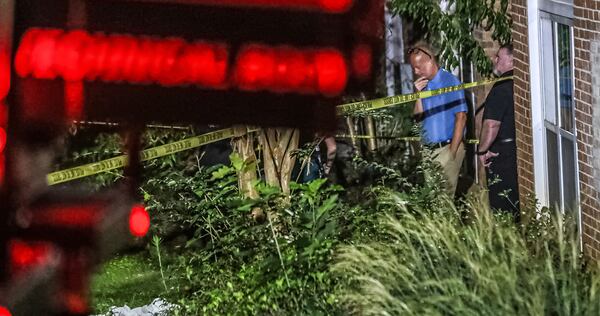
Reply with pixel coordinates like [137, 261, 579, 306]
[319, 0, 353, 12]
[351, 43, 372, 79]
[16, 29, 229, 89]
[185, 0, 353, 13]
[0, 154, 4, 187]
[0, 51, 9, 100]
[235, 45, 347, 96]
[314, 49, 348, 97]
[0, 127, 6, 153]
[64, 292, 88, 315]
[65, 81, 84, 120]
[9, 240, 52, 272]
[15, 28, 350, 96]
[0, 103, 5, 186]
[0, 306, 11, 316]
[0, 101, 6, 126]
[129, 204, 150, 237]
[31, 205, 103, 228]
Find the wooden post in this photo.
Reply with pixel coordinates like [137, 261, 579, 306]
[345, 117, 359, 155]
[364, 116, 377, 151]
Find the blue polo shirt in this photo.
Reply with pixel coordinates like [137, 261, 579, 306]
[421, 68, 468, 144]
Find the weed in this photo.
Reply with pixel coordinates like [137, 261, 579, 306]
[152, 235, 169, 292]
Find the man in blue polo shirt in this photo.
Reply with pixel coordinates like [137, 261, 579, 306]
[409, 42, 467, 196]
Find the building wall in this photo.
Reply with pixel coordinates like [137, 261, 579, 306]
[512, 0, 600, 258]
[472, 28, 500, 104]
[510, 0, 536, 203]
[573, 0, 600, 259]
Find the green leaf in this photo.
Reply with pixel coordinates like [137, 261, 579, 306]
[236, 201, 256, 212]
[316, 220, 338, 240]
[143, 191, 152, 202]
[308, 178, 327, 194]
[229, 152, 244, 172]
[316, 195, 338, 223]
[256, 183, 281, 197]
[185, 237, 200, 248]
[211, 166, 233, 180]
[276, 278, 285, 288]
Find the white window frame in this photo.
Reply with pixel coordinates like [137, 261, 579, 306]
[528, 0, 581, 241]
[541, 13, 579, 211]
[528, 0, 548, 206]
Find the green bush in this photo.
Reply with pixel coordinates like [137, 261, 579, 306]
[161, 168, 350, 315]
[67, 128, 600, 316]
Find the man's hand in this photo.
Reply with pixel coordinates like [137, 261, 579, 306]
[449, 145, 459, 160]
[449, 112, 467, 160]
[414, 77, 429, 91]
[478, 119, 501, 166]
[479, 151, 499, 167]
[323, 163, 332, 176]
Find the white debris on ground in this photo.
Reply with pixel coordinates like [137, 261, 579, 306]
[94, 298, 179, 316]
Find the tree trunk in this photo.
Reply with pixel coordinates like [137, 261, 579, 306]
[259, 128, 299, 196]
[232, 126, 259, 199]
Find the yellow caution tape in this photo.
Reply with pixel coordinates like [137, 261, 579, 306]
[47, 127, 253, 185]
[337, 76, 512, 115]
[336, 134, 421, 141]
[49, 77, 506, 185]
[336, 134, 481, 144]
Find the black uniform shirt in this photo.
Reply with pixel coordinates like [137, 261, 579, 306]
[482, 70, 515, 142]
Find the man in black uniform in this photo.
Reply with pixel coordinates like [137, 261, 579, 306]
[477, 43, 519, 219]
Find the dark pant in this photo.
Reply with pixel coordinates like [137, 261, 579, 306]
[292, 151, 323, 183]
[486, 142, 520, 220]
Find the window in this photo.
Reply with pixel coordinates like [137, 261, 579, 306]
[539, 12, 579, 213]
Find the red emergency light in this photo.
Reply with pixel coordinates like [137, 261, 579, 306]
[351, 43, 372, 79]
[0, 152, 4, 187]
[29, 202, 150, 238]
[153, 0, 354, 13]
[0, 306, 11, 316]
[234, 45, 347, 96]
[15, 29, 229, 88]
[0, 104, 5, 186]
[31, 204, 103, 228]
[0, 52, 8, 100]
[0, 127, 6, 153]
[8, 240, 53, 274]
[0, 101, 6, 126]
[14, 28, 349, 97]
[129, 204, 150, 237]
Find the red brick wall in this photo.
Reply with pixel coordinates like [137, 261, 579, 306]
[472, 29, 500, 105]
[510, 0, 536, 204]
[573, 0, 600, 259]
[511, 0, 600, 258]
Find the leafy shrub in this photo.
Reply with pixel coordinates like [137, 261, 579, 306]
[67, 128, 600, 316]
[159, 167, 350, 315]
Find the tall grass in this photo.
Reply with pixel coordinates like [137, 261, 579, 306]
[334, 190, 600, 315]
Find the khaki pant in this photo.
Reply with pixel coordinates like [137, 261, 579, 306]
[432, 142, 465, 197]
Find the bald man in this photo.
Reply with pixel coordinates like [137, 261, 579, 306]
[409, 43, 468, 197]
[478, 44, 519, 219]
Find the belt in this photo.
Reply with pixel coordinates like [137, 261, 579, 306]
[425, 139, 452, 149]
[497, 138, 515, 144]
